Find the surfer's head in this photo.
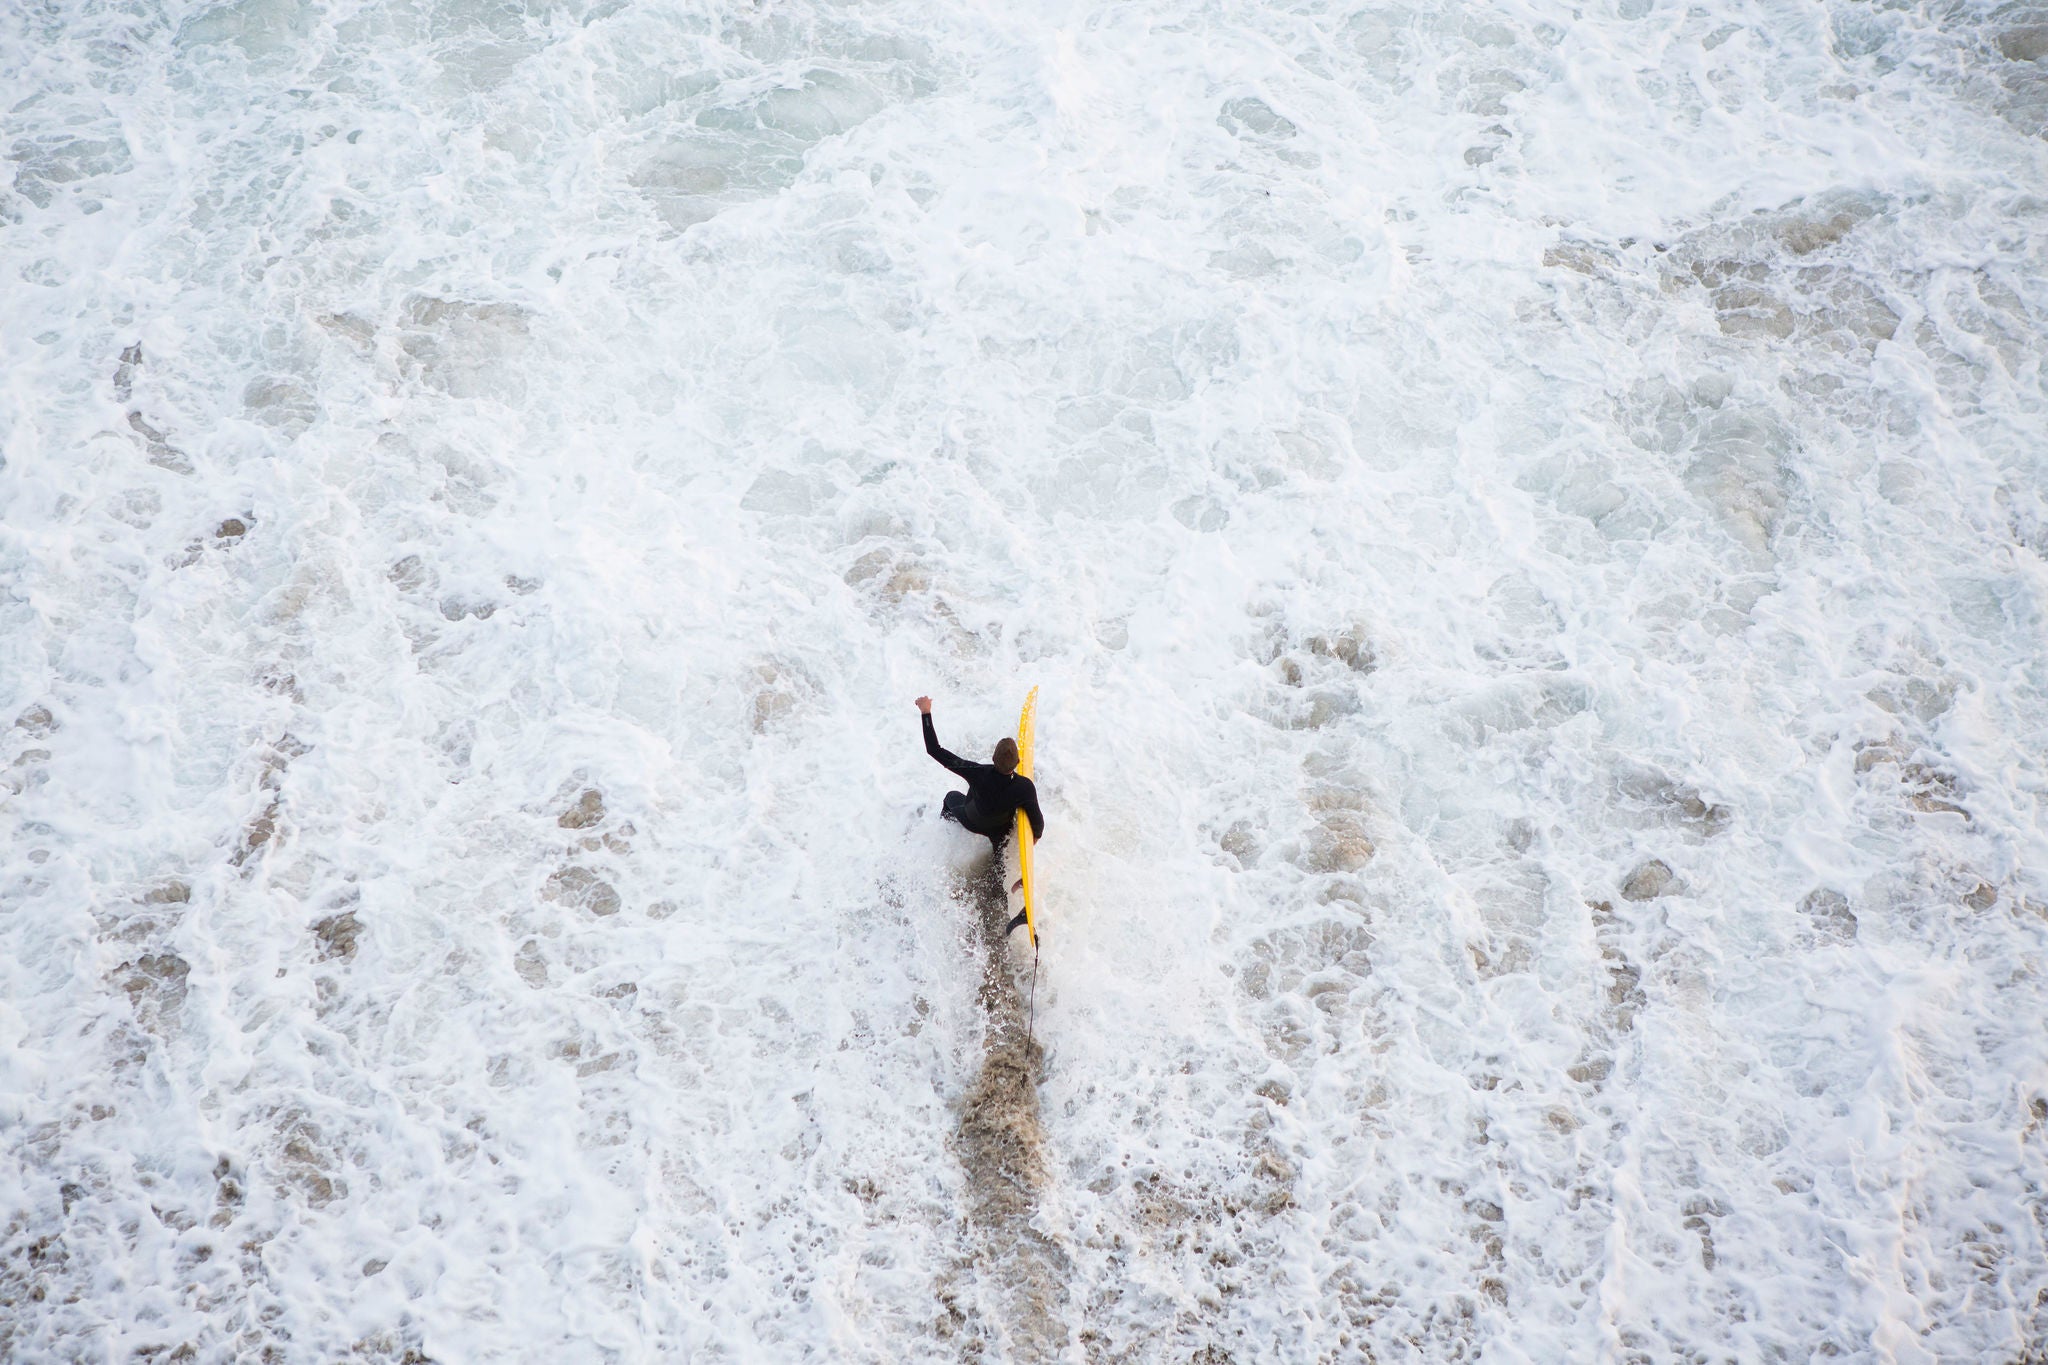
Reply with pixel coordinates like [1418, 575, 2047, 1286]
[992, 737, 1019, 775]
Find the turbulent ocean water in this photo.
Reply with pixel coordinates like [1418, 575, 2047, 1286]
[5, 0, 2048, 1359]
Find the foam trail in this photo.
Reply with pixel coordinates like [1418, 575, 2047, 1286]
[947, 859, 1066, 1361]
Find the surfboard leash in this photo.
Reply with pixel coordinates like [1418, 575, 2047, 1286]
[1027, 936, 1040, 1048]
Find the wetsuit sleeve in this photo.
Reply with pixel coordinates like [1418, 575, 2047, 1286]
[1021, 778, 1045, 841]
[922, 713, 974, 779]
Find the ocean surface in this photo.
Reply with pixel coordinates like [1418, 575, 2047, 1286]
[4, 0, 2047, 1360]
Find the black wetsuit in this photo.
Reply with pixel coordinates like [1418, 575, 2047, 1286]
[924, 713, 1044, 848]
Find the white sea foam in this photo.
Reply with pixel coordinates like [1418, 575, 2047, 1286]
[4, 0, 2046, 1359]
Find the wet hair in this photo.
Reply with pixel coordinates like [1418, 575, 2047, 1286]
[992, 737, 1019, 775]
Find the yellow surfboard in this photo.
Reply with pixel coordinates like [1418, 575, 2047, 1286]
[1013, 686, 1040, 948]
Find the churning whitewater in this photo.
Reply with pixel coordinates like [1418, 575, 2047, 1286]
[4, 0, 2047, 1360]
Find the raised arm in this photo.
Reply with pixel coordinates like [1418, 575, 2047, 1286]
[917, 698, 974, 778]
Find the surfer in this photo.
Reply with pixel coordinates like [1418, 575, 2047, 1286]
[917, 696, 1044, 850]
